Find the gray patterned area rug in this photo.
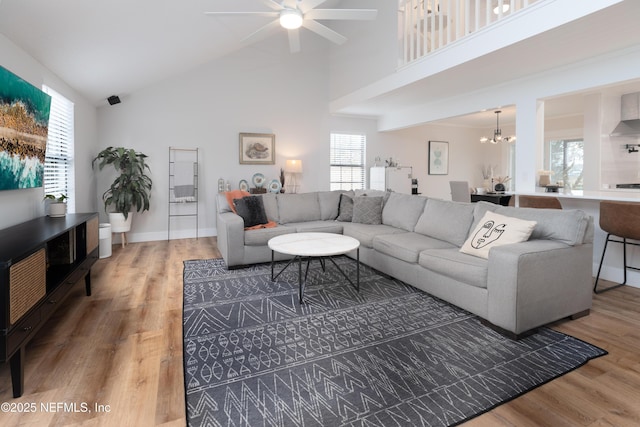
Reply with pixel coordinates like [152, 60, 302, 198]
[183, 257, 606, 427]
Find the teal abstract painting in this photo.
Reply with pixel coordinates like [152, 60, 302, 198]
[0, 66, 52, 190]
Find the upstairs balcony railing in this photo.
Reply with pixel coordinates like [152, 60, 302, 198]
[398, 0, 541, 66]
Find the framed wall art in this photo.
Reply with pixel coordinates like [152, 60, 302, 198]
[0, 65, 52, 190]
[428, 140, 448, 175]
[239, 133, 275, 165]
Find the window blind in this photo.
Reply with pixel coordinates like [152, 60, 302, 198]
[43, 86, 74, 212]
[330, 133, 366, 191]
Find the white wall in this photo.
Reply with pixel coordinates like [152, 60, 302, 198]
[97, 44, 388, 242]
[0, 34, 98, 230]
[328, 0, 398, 100]
[96, 38, 516, 244]
[377, 124, 507, 200]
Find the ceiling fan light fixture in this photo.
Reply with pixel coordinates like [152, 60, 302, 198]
[280, 9, 303, 29]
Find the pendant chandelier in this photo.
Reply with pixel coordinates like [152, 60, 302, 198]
[480, 110, 516, 144]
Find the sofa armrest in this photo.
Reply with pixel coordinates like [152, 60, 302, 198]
[486, 240, 593, 335]
[216, 211, 245, 267]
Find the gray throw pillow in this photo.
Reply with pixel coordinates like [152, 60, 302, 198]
[336, 193, 354, 222]
[233, 196, 268, 227]
[352, 196, 383, 225]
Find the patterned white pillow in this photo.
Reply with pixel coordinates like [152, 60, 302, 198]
[460, 211, 537, 259]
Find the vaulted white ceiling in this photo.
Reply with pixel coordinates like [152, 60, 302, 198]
[0, 0, 344, 105]
[1, 0, 639, 127]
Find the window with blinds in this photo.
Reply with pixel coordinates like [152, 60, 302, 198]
[330, 133, 366, 191]
[43, 86, 74, 212]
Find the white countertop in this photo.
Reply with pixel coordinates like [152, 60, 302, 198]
[516, 188, 640, 202]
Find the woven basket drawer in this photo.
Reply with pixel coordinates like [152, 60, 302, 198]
[9, 249, 46, 325]
[86, 216, 99, 253]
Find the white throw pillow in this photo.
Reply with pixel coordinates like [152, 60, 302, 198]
[460, 211, 537, 259]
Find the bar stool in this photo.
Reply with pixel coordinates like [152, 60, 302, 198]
[518, 195, 562, 209]
[594, 200, 640, 293]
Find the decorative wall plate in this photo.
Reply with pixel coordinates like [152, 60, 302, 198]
[252, 173, 265, 188]
[239, 179, 249, 192]
[268, 179, 282, 193]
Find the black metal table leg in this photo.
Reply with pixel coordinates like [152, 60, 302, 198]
[299, 256, 303, 303]
[356, 248, 360, 292]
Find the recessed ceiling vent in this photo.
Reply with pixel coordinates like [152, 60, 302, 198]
[611, 92, 640, 137]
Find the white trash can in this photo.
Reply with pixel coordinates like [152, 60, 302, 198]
[99, 223, 112, 258]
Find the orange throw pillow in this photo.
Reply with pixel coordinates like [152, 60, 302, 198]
[224, 190, 250, 214]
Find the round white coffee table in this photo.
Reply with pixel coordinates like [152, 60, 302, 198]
[268, 232, 360, 303]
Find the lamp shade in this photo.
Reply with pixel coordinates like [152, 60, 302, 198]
[285, 159, 303, 173]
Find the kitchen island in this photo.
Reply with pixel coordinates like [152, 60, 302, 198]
[516, 188, 640, 202]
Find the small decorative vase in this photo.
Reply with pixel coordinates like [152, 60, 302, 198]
[539, 175, 551, 187]
[483, 179, 491, 191]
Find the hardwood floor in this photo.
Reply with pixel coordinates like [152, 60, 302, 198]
[0, 238, 639, 426]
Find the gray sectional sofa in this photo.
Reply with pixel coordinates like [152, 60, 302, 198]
[216, 190, 594, 338]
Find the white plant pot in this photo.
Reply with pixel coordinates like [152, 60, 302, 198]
[108, 212, 133, 232]
[48, 202, 67, 217]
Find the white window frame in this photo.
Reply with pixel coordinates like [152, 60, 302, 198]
[43, 85, 75, 213]
[330, 133, 366, 191]
[545, 137, 584, 190]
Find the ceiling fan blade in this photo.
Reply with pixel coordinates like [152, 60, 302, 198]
[299, 0, 329, 13]
[302, 20, 347, 45]
[283, 0, 298, 9]
[204, 11, 279, 18]
[288, 29, 301, 54]
[241, 19, 282, 46]
[304, 9, 378, 21]
[259, 0, 284, 11]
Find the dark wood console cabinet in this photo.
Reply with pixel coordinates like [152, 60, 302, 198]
[0, 213, 99, 397]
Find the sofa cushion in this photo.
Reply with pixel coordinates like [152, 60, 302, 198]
[336, 193, 354, 222]
[382, 193, 428, 232]
[352, 196, 383, 225]
[260, 192, 279, 223]
[471, 202, 499, 230]
[277, 193, 321, 224]
[342, 223, 406, 248]
[233, 196, 268, 227]
[419, 248, 488, 288]
[318, 190, 343, 220]
[460, 211, 537, 259]
[244, 225, 295, 246]
[415, 199, 475, 246]
[373, 232, 456, 264]
[286, 221, 344, 234]
[494, 206, 589, 246]
[355, 189, 391, 203]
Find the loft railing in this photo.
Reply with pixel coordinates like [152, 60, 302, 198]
[398, 0, 541, 66]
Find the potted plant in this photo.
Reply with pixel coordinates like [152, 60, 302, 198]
[92, 146, 152, 234]
[43, 193, 68, 217]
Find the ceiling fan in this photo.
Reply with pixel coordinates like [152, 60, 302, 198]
[204, 0, 377, 53]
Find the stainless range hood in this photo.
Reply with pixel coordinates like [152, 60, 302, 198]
[611, 92, 640, 137]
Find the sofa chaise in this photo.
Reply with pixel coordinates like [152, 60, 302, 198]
[216, 190, 593, 338]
